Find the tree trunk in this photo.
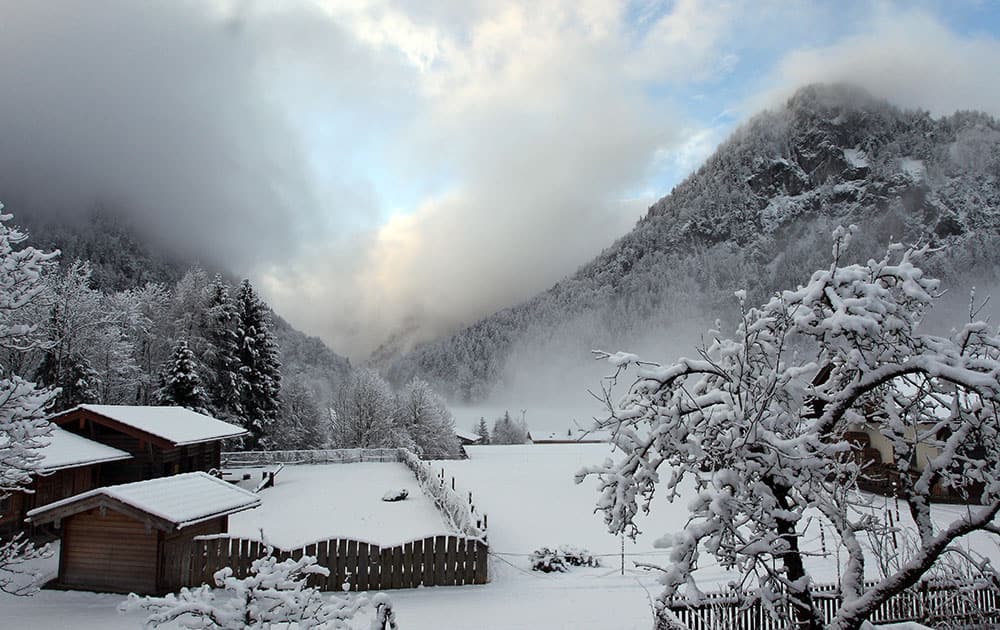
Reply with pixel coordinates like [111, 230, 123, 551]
[774, 484, 825, 630]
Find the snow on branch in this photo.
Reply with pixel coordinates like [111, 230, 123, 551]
[581, 228, 1000, 630]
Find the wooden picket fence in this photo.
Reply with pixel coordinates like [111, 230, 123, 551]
[160, 534, 488, 593]
[222, 448, 400, 467]
[662, 578, 1000, 629]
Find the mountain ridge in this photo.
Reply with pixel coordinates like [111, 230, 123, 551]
[384, 83, 1000, 402]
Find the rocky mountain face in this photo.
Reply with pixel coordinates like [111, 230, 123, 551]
[386, 84, 1000, 402]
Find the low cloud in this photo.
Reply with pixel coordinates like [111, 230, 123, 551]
[750, 10, 1000, 118]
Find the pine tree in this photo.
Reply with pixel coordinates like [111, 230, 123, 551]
[203, 276, 242, 419]
[234, 279, 281, 450]
[476, 417, 490, 444]
[155, 339, 209, 412]
[492, 410, 527, 444]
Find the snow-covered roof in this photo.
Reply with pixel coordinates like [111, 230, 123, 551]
[52, 404, 247, 446]
[37, 426, 132, 472]
[454, 429, 482, 443]
[27, 471, 260, 530]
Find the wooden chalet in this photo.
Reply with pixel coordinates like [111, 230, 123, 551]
[27, 472, 260, 594]
[0, 427, 131, 537]
[48, 405, 247, 485]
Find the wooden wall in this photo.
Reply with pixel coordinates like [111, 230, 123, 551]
[72, 422, 221, 485]
[60, 508, 159, 594]
[0, 466, 98, 537]
[165, 534, 489, 593]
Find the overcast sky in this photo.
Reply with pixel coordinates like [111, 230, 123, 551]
[2, 0, 1000, 359]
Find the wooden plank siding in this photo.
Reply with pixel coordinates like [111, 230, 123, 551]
[60, 509, 159, 594]
[56, 410, 223, 485]
[179, 535, 489, 592]
[1, 465, 102, 538]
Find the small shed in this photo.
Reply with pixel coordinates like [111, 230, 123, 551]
[454, 429, 483, 446]
[48, 405, 248, 484]
[0, 427, 131, 536]
[27, 472, 260, 594]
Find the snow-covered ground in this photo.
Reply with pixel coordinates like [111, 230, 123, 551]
[227, 462, 450, 547]
[4, 443, 1000, 629]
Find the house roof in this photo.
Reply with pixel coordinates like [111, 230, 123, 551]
[27, 471, 260, 530]
[50, 404, 247, 447]
[37, 427, 132, 472]
[454, 429, 482, 443]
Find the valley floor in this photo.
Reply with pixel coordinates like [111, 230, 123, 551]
[3, 444, 999, 629]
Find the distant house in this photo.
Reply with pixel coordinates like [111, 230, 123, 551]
[0, 427, 132, 536]
[48, 405, 247, 484]
[528, 429, 610, 445]
[454, 429, 482, 446]
[27, 472, 260, 594]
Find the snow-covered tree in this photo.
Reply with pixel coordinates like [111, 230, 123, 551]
[581, 227, 1000, 630]
[0, 209, 58, 593]
[123, 551, 397, 629]
[475, 417, 491, 444]
[491, 411, 527, 445]
[202, 276, 242, 419]
[155, 339, 209, 412]
[272, 375, 326, 450]
[330, 369, 397, 449]
[396, 378, 460, 458]
[34, 260, 106, 409]
[234, 279, 281, 450]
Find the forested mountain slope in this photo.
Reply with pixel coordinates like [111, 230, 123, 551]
[386, 84, 1000, 401]
[14, 207, 352, 414]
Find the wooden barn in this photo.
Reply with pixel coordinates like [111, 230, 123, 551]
[48, 405, 247, 484]
[26, 472, 260, 595]
[0, 427, 131, 537]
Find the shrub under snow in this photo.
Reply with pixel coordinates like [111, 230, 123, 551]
[529, 546, 600, 573]
[123, 552, 396, 629]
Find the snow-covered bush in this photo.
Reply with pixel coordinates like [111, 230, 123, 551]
[122, 552, 396, 629]
[398, 448, 485, 539]
[529, 546, 600, 573]
[581, 227, 1000, 630]
[381, 488, 408, 502]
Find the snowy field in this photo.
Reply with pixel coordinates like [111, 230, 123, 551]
[227, 462, 449, 547]
[5, 443, 1000, 629]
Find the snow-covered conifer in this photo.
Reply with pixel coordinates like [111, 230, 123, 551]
[234, 279, 281, 450]
[155, 339, 209, 412]
[491, 411, 526, 444]
[202, 276, 242, 419]
[475, 417, 490, 444]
